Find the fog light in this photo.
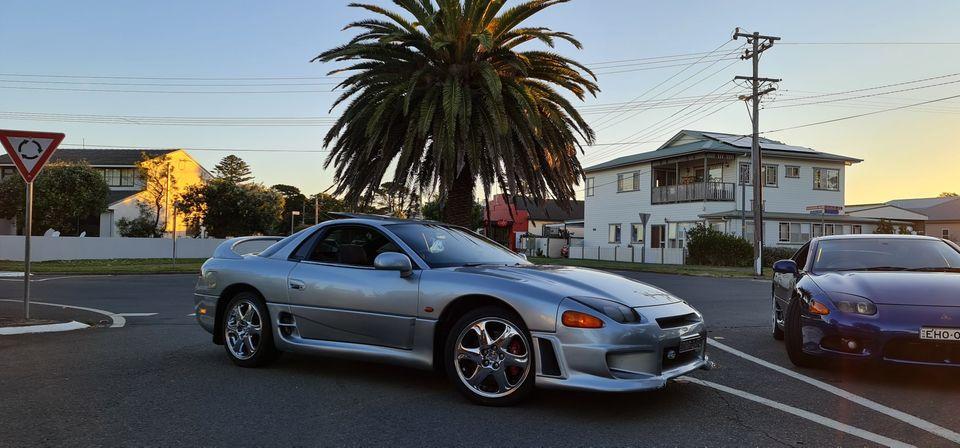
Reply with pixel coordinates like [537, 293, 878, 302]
[666, 349, 677, 360]
[844, 338, 858, 351]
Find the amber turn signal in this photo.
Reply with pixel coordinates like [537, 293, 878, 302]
[807, 300, 830, 316]
[562, 310, 604, 328]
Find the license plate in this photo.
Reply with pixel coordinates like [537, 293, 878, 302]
[919, 327, 960, 341]
[679, 335, 704, 353]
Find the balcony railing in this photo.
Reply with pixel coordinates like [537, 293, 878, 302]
[651, 182, 736, 204]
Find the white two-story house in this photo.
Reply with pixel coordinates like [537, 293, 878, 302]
[581, 130, 898, 263]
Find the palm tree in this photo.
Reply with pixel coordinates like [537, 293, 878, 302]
[314, 0, 598, 227]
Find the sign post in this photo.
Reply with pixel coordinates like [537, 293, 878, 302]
[0, 129, 65, 320]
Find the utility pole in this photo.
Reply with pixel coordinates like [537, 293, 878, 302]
[733, 28, 780, 277]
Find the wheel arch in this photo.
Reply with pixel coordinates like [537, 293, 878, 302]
[432, 294, 527, 370]
[213, 283, 265, 345]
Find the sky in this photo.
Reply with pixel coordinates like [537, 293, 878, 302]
[1, 0, 958, 204]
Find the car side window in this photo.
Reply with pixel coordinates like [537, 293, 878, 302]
[792, 242, 810, 271]
[306, 226, 397, 267]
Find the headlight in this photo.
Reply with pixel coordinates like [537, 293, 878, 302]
[569, 297, 641, 324]
[829, 293, 877, 316]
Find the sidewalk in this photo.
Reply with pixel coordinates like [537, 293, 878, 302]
[0, 300, 110, 334]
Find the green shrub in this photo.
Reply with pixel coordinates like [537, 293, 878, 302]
[686, 225, 753, 267]
[763, 247, 797, 266]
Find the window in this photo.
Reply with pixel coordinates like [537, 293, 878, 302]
[389, 224, 524, 268]
[630, 223, 644, 244]
[739, 162, 751, 184]
[617, 171, 640, 192]
[813, 167, 840, 191]
[785, 165, 800, 178]
[100, 167, 137, 187]
[608, 224, 621, 244]
[763, 164, 778, 187]
[823, 224, 836, 236]
[650, 224, 666, 248]
[779, 222, 806, 243]
[585, 177, 595, 197]
[944, 229, 951, 239]
[812, 223, 822, 238]
[779, 223, 790, 242]
[307, 226, 398, 267]
[852, 225, 862, 234]
[1, 167, 14, 179]
[792, 242, 811, 271]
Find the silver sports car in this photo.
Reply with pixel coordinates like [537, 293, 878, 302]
[194, 214, 709, 405]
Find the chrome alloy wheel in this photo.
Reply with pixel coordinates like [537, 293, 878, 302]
[225, 299, 263, 360]
[454, 318, 531, 399]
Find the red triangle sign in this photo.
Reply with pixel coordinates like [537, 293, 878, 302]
[0, 129, 65, 183]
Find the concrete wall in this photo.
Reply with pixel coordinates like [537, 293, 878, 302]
[0, 236, 228, 261]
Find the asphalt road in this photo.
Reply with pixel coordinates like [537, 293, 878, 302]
[0, 272, 958, 447]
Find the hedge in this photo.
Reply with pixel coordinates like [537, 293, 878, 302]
[686, 224, 801, 267]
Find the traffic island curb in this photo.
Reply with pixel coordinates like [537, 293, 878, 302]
[0, 299, 122, 333]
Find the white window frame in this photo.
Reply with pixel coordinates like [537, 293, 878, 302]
[779, 223, 790, 242]
[630, 223, 644, 244]
[943, 228, 951, 239]
[852, 224, 862, 234]
[763, 164, 778, 187]
[785, 165, 800, 178]
[739, 162, 751, 185]
[617, 171, 640, 193]
[813, 167, 840, 191]
[608, 223, 621, 244]
[585, 177, 595, 197]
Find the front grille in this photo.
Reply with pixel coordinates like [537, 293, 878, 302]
[884, 339, 960, 365]
[656, 313, 701, 329]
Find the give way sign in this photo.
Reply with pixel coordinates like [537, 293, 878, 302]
[0, 129, 65, 183]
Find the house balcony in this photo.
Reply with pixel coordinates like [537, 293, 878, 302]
[651, 182, 736, 204]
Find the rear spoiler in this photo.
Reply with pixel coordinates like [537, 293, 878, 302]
[212, 236, 285, 260]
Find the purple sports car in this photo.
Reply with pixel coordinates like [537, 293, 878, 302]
[771, 234, 960, 367]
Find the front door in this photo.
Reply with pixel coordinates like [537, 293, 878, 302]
[286, 225, 420, 349]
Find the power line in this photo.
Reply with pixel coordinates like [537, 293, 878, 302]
[771, 71, 960, 103]
[763, 92, 960, 133]
[0, 86, 337, 94]
[60, 142, 334, 153]
[0, 79, 341, 87]
[779, 41, 960, 46]
[765, 77, 960, 109]
[0, 73, 345, 80]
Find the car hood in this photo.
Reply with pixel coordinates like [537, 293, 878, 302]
[812, 272, 960, 307]
[452, 264, 681, 307]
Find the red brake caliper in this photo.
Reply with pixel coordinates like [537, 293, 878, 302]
[507, 338, 523, 376]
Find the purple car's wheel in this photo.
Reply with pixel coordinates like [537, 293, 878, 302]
[446, 307, 534, 406]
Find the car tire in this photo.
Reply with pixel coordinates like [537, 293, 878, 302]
[784, 296, 821, 368]
[222, 291, 279, 368]
[771, 292, 784, 341]
[445, 306, 535, 406]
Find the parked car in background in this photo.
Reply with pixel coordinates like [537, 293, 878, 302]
[194, 215, 709, 406]
[771, 234, 960, 368]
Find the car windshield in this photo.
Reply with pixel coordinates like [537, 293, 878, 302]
[813, 238, 960, 272]
[388, 223, 526, 268]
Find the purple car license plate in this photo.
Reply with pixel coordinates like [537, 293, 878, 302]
[679, 335, 704, 353]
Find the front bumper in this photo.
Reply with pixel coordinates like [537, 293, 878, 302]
[194, 293, 218, 335]
[532, 298, 709, 392]
[799, 304, 960, 367]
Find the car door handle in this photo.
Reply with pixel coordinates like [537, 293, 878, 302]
[289, 279, 305, 290]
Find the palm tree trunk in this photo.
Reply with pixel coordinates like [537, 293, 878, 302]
[442, 166, 475, 228]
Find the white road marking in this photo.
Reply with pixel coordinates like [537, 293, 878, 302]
[708, 338, 960, 445]
[186, 313, 196, 317]
[0, 321, 89, 336]
[680, 376, 915, 448]
[115, 313, 157, 317]
[0, 298, 125, 328]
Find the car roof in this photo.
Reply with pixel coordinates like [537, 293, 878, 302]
[320, 212, 446, 226]
[813, 234, 943, 242]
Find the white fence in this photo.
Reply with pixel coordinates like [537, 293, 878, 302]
[567, 245, 686, 265]
[0, 236, 229, 261]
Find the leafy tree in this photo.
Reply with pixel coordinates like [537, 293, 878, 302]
[422, 198, 484, 230]
[939, 192, 958, 198]
[136, 152, 177, 234]
[314, 0, 598, 228]
[272, 184, 307, 235]
[213, 155, 254, 183]
[374, 181, 421, 218]
[874, 219, 895, 234]
[0, 161, 109, 235]
[176, 179, 284, 238]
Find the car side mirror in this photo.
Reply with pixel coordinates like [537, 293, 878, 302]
[773, 259, 799, 276]
[518, 253, 528, 261]
[374, 252, 413, 278]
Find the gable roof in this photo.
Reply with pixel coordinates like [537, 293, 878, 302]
[887, 197, 957, 211]
[902, 197, 960, 221]
[0, 148, 176, 167]
[584, 130, 862, 173]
